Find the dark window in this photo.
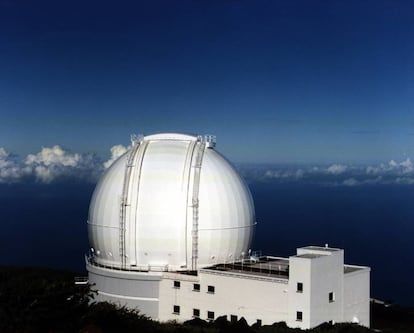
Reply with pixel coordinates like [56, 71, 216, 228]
[207, 285, 215, 293]
[256, 319, 262, 326]
[329, 292, 335, 303]
[297, 282, 303, 293]
[173, 281, 180, 288]
[296, 311, 303, 321]
[207, 311, 215, 320]
[193, 283, 200, 291]
[193, 308, 200, 318]
[173, 305, 180, 314]
[230, 315, 238, 323]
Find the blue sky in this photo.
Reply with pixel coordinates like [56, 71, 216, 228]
[1, 0, 414, 165]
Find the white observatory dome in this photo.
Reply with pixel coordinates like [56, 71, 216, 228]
[88, 133, 255, 271]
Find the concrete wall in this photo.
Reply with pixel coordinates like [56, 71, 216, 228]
[158, 272, 200, 321]
[288, 248, 344, 329]
[344, 267, 370, 327]
[288, 256, 311, 329]
[159, 270, 289, 325]
[87, 246, 370, 329]
[308, 250, 344, 328]
[87, 263, 162, 319]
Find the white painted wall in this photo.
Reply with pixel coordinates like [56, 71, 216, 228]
[158, 272, 200, 321]
[308, 250, 344, 328]
[88, 246, 370, 329]
[159, 270, 289, 325]
[288, 247, 345, 329]
[288, 256, 312, 329]
[344, 266, 370, 327]
[87, 262, 162, 319]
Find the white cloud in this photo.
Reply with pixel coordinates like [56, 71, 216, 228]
[366, 158, 414, 176]
[0, 148, 7, 159]
[395, 177, 414, 185]
[24, 145, 87, 183]
[389, 159, 398, 168]
[326, 164, 347, 175]
[342, 178, 359, 186]
[25, 145, 81, 167]
[365, 166, 377, 174]
[400, 158, 413, 173]
[0, 145, 123, 183]
[295, 169, 304, 178]
[0, 148, 23, 183]
[3, 144, 414, 187]
[264, 168, 303, 180]
[246, 157, 414, 186]
[103, 144, 128, 169]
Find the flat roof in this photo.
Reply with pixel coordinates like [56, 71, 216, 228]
[295, 253, 323, 259]
[200, 256, 369, 279]
[301, 246, 341, 252]
[202, 257, 289, 280]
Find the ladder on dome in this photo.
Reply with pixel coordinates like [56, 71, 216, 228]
[119, 136, 144, 269]
[191, 138, 206, 271]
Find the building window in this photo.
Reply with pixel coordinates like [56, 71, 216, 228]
[193, 308, 200, 318]
[256, 319, 262, 326]
[193, 283, 200, 291]
[230, 315, 238, 323]
[207, 311, 215, 320]
[329, 292, 335, 303]
[297, 282, 303, 293]
[296, 311, 303, 322]
[173, 305, 180, 314]
[207, 285, 215, 293]
[173, 280, 180, 288]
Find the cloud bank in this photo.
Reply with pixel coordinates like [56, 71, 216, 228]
[0, 144, 128, 184]
[239, 158, 414, 186]
[2, 143, 414, 186]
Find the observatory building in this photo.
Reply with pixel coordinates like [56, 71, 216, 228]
[86, 133, 370, 329]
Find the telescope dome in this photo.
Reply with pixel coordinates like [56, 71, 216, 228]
[88, 133, 255, 271]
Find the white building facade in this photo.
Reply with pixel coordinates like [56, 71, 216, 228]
[86, 133, 370, 329]
[87, 245, 370, 329]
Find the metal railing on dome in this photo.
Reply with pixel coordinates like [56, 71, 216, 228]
[130, 134, 144, 146]
[85, 255, 172, 273]
[199, 134, 216, 148]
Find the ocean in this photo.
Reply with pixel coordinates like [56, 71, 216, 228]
[0, 182, 413, 305]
